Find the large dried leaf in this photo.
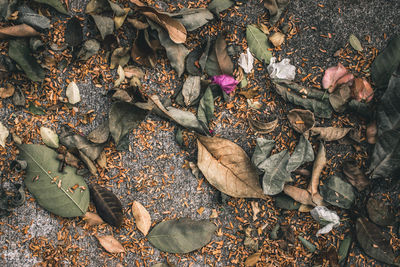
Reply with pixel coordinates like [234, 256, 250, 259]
[371, 35, 400, 91]
[131, 201, 151, 236]
[342, 160, 370, 191]
[19, 144, 89, 217]
[246, 25, 272, 64]
[17, 5, 51, 31]
[287, 109, 315, 134]
[207, 0, 234, 14]
[366, 198, 395, 227]
[310, 127, 351, 141]
[215, 34, 233, 75]
[168, 8, 213, 31]
[90, 183, 123, 227]
[261, 150, 292, 195]
[286, 135, 314, 172]
[356, 217, 397, 265]
[320, 175, 355, 209]
[182, 75, 201, 106]
[248, 116, 278, 134]
[148, 218, 216, 253]
[197, 85, 214, 125]
[8, 39, 45, 82]
[34, 0, 69, 15]
[96, 235, 125, 253]
[0, 24, 39, 39]
[197, 135, 265, 199]
[205, 44, 222, 77]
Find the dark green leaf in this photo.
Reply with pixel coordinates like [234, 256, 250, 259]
[367, 198, 395, 226]
[275, 194, 300, 210]
[148, 218, 216, 253]
[371, 35, 400, 91]
[251, 138, 275, 171]
[9, 39, 45, 82]
[197, 85, 214, 125]
[338, 235, 352, 264]
[207, 0, 234, 14]
[320, 175, 355, 209]
[356, 217, 396, 265]
[90, 183, 123, 227]
[286, 135, 314, 172]
[246, 25, 272, 64]
[205, 43, 222, 77]
[27, 102, 46, 115]
[19, 144, 89, 217]
[65, 16, 83, 47]
[168, 8, 213, 31]
[298, 236, 316, 252]
[261, 150, 292, 195]
[34, 0, 69, 15]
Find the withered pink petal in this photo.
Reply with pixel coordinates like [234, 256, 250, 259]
[211, 74, 239, 94]
[322, 63, 348, 91]
[333, 73, 354, 92]
[351, 78, 374, 103]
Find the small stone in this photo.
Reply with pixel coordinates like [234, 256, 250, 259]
[66, 82, 81, 104]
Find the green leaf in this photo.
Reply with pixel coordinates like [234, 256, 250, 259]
[109, 101, 148, 148]
[251, 138, 275, 171]
[349, 34, 363, 51]
[168, 8, 214, 31]
[27, 102, 46, 115]
[148, 218, 216, 253]
[320, 175, 355, 209]
[246, 25, 272, 64]
[366, 198, 395, 227]
[356, 217, 397, 265]
[338, 235, 352, 264]
[298, 236, 316, 252]
[371, 35, 400, 91]
[275, 194, 300, 210]
[9, 39, 45, 82]
[197, 85, 214, 125]
[205, 43, 222, 77]
[286, 135, 314, 172]
[19, 144, 89, 217]
[34, 0, 69, 15]
[261, 150, 292, 195]
[207, 0, 234, 14]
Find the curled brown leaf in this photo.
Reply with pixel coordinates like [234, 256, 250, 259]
[0, 83, 15, 98]
[131, 201, 151, 236]
[311, 127, 351, 141]
[215, 34, 234, 75]
[248, 115, 278, 134]
[351, 78, 374, 103]
[287, 109, 315, 134]
[83, 211, 105, 226]
[283, 185, 314, 206]
[342, 160, 370, 191]
[0, 24, 40, 39]
[309, 142, 326, 205]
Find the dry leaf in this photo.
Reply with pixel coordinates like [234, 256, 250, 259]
[298, 204, 314, 212]
[250, 201, 260, 221]
[311, 127, 351, 141]
[0, 24, 40, 39]
[197, 135, 266, 199]
[351, 78, 374, 103]
[245, 252, 261, 266]
[366, 120, 377, 144]
[127, 18, 149, 29]
[83, 211, 105, 226]
[131, 201, 151, 236]
[0, 83, 15, 98]
[269, 32, 285, 47]
[124, 65, 145, 79]
[287, 109, 315, 134]
[283, 185, 314, 206]
[96, 235, 125, 253]
[215, 33, 234, 75]
[309, 142, 326, 206]
[248, 115, 278, 134]
[342, 160, 370, 191]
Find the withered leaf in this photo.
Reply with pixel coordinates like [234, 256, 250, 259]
[87, 121, 110, 144]
[65, 17, 83, 47]
[91, 14, 114, 40]
[197, 85, 214, 125]
[207, 0, 234, 14]
[366, 198, 395, 227]
[311, 127, 351, 141]
[349, 34, 363, 52]
[128, 18, 149, 29]
[215, 33, 233, 75]
[286, 135, 314, 173]
[34, 0, 69, 15]
[168, 8, 213, 32]
[96, 235, 125, 253]
[275, 194, 300, 210]
[131, 29, 157, 67]
[83, 211, 105, 226]
[197, 135, 266, 199]
[283, 185, 314, 206]
[261, 150, 292, 195]
[329, 84, 351, 113]
[182, 75, 201, 106]
[320, 175, 355, 209]
[0, 24, 39, 39]
[338, 235, 352, 264]
[110, 47, 131, 69]
[131, 201, 151, 236]
[90, 183, 123, 227]
[248, 115, 278, 134]
[309, 142, 326, 206]
[287, 109, 315, 134]
[342, 160, 370, 191]
[244, 252, 261, 267]
[0, 83, 14, 98]
[251, 138, 275, 171]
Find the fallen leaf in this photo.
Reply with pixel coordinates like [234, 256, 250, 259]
[342, 160, 370, 191]
[66, 82, 81, 104]
[287, 109, 315, 134]
[197, 85, 214, 125]
[90, 183, 123, 227]
[286, 135, 314, 172]
[0, 122, 9, 147]
[338, 235, 352, 264]
[261, 150, 292, 195]
[65, 17, 83, 47]
[197, 135, 265, 199]
[366, 198, 395, 226]
[366, 120, 377, 144]
[128, 18, 149, 29]
[251, 138, 275, 171]
[182, 75, 201, 106]
[283, 185, 314, 206]
[77, 39, 100, 61]
[322, 63, 349, 93]
[131, 201, 151, 236]
[124, 65, 145, 79]
[309, 142, 326, 206]
[298, 236, 316, 252]
[275, 194, 300, 210]
[310, 127, 351, 141]
[0, 24, 39, 39]
[269, 32, 285, 47]
[329, 84, 351, 113]
[320, 175, 355, 209]
[12, 87, 25, 106]
[310, 206, 340, 235]
[0, 83, 14, 98]
[40, 127, 59, 149]
[207, 0, 234, 14]
[205, 42, 222, 77]
[91, 14, 114, 40]
[263, 0, 289, 25]
[110, 47, 131, 69]
[248, 115, 278, 134]
[244, 252, 261, 267]
[246, 24, 272, 64]
[215, 33, 233, 75]
[131, 29, 157, 67]
[96, 235, 125, 253]
[168, 8, 213, 31]
[87, 121, 110, 144]
[147, 218, 216, 253]
[349, 34, 363, 51]
[114, 65, 125, 87]
[350, 78, 374, 103]
[83, 212, 105, 226]
[114, 7, 130, 30]
[238, 48, 254, 74]
[27, 102, 46, 115]
[250, 201, 260, 221]
[34, 0, 69, 15]
[17, 5, 51, 31]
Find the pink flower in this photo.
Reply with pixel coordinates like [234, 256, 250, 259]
[211, 74, 239, 94]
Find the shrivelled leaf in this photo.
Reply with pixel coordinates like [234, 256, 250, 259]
[110, 47, 131, 69]
[114, 65, 125, 87]
[207, 0, 234, 14]
[286, 135, 314, 172]
[34, 0, 69, 15]
[96, 235, 125, 253]
[131, 29, 156, 67]
[9, 39, 45, 82]
[310, 127, 351, 141]
[131, 201, 151, 236]
[244, 252, 261, 267]
[168, 8, 213, 31]
[248, 116, 278, 134]
[320, 175, 355, 209]
[182, 75, 201, 106]
[283, 185, 314, 206]
[65, 17, 83, 47]
[114, 7, 130, 30]
[342, 160, 370, 191]
[298, 236, 316, 253]
[17, 5, 51, 31]
[262, 150, 292, 195]
[90, 183, 123, 227]
[83, 211, 105, 226]
[366, 198, 395, 226]
[309, 142, 326, 206]
[349, 34, 363, 51]
[0, 83, 14, 98]
[215, 33, 233, 75]
[109, 101, 147, 148]
[148, 218, 216, 253]
[264, 0, 290, 25]
[197, 135, 265, 199]
[0, 122, 9, 147]
[275, 194, 300, 210]
[329, 84, 351, 113]
[251, 138, 275, 171]
[371, 35, 400, 91]
[66, 82, 81, 104]
[91, 14, 114, 40]
[350, 78, 373, 103]
[40, 126, 59, 148]
[356, 217, 397, 265]
[87, 121, 110, 144]
[128, 18, 149, 30]
[287, 109, 315, 134]
[197, 85, 214, 125]
[19, 144, 89, 217]
[0, 24, 39, 39]
[246, 25, 272, 64]
[338, 235, 352, 264]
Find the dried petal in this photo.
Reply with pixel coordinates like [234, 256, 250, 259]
[322, 63, 350, 93]
[351, 78, 374, 103]
[211, 74, 239, 94]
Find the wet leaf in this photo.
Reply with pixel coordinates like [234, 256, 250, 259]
[287, 109, 315, 134]
[0, 83, 14, 99]
[110, 47, 131, 69]
[246, 24, 272, 64]
[248, 116, 278, 134]
[0, 122, 9, 147]
[356, 217, 396, 265]
[65, 17, 83, 47]
[251, 138, 275, 171]
[131, 201, 151, 236]
[283, 185, 314, 206]
[40, 127, 59, 149]
[329, 84, 351, 113]
[182, 75, 201, 106]
[87, 121, 110, 144]
[34, 0, 69, 15]
[367, 198, 395, 227]
[83, 211, 105, 226]
[262, 150, 292, 195]
[287, 135, 314, 172]
[244, 252, 261, 267]
[197, 135, 265, 199]
[338, 235, 352, 264]
[349, 34, 363, 51]
[197, 85, 214, 125]
[9, 39, 45, 82]
[215, 33, 233, 75]
[66, 82, 81, 104]
[320, 175, 355, 209]
[310, 127, 351, 141]
[207, 0, 234, 14]
[0, 24, 39, 39]
[310, 206, 340, 235]
[371, 35, 400, 91]
[342, 160, 370, 191]
[19, 144, 89, 217]
[148, 218, 216, 253]
[91, 14, 114, 40]
[90, 183, 123, 227]
[168, 8, 213, 31]
[96, 235, 125, 253]
[298, 236, 316, 253]
[275, 194, 300, 210]
[27, 102, 46, 115]
[109, 101, 148, 148]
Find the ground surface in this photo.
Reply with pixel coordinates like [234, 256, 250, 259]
[0, 0, 400, 266]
